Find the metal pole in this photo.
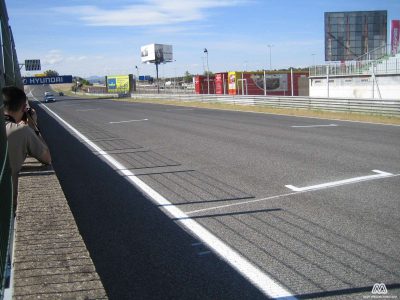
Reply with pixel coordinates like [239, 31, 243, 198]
[326, 65, 330, 98]
[2, 24, 14, 85]
[223, 73, 226, 95]
[206, 52, 210, 94]
[263, 70, 266, 96]
[241, 73, 244, 95]
[135, 66, 139, 94]
[156, 62, 159, 94]
[291, 67, 294, 96]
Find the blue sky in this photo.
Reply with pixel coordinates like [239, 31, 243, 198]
[7, 0, 400, 78]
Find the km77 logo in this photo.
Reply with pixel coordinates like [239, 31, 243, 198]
[372, 283, 388, 295]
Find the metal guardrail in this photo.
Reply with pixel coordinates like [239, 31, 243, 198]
[310, 45, 400, 78]
[309, 57, 400, 77]
[131, 94, 400, 116]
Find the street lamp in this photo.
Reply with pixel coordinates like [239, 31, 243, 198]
[135, 65, 139, 79]
[267, 44, 274, 71]
[135, 65, 139, 94]
[204, 48, 210, 94]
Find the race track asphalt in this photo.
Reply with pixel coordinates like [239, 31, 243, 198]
[27, 86, 400, 299]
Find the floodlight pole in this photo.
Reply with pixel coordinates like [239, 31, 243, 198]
[204, 48, 209, 94]
[135, 65, 139, 94]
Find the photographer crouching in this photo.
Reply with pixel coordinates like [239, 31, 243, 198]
[3, 86, 52, 212]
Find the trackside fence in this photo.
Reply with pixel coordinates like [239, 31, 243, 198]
[130, 94, 400, 116]
[0, 0, 23, 298]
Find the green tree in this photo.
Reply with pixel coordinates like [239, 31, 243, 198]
[44, 70, 59, 77]
[183, 71, 193, 83]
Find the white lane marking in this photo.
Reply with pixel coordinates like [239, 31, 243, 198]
[285, 170, 394, 192]
[186, 172, 400, 216]
[186, 192, 300, 215]
[166, 108, 195, 111]
[198, 251, 212, 256]
[291, 124, 338, 128]
[76, 108, 100, 112]
[109, 119, 148, 124]
[30, 94, 295, 300]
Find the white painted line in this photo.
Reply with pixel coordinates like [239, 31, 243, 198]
[186, 171, 400, 216]
[31, 93, 296, 300]
[285, 170, 394, 192]
[291, 124, 338, 128]
[186, 192, 299, 215]
[76, 108, 100, 112]
[198, 251, 212, 256]
[166, 108, 195, 111]
[109, 119, 148, 124]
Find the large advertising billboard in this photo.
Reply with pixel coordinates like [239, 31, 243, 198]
[106, 75, 130, 93]
[141, 44, 173, 63]
[391, 20, 400, 55]
[325, 11, 387, 61]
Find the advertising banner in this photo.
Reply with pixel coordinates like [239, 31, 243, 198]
[228, 72, 238, 95]
[228, 72, 288, 95]
[22, 75, 72, 85]
[252, 74, 288, 91]
[391, 20, 400, 55]
[141, 44, 173, 63]
[107, 75, 130, 93]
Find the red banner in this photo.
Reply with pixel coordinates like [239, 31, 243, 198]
[391, 20, 400, 55]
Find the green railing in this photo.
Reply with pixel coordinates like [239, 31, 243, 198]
[0, 0, 23, 297]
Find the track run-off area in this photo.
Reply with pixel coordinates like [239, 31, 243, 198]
[26, 85, 400, 299]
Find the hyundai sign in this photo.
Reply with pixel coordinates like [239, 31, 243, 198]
[22, 75, 73, 85]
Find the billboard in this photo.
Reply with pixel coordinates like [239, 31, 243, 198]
[391, 20, 400, 55]
[228, 72, 288, 95]
[106, 75, 130, 93]
[22, 75, 72, 85]
[141, 44, 173, 63]
[325, 11, 387, 61]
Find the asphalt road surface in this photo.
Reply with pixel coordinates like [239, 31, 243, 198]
[26, 86, 400, 299]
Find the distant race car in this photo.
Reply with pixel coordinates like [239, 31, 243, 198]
[58, 92, 64, 96]
[43, 94, 56, 103]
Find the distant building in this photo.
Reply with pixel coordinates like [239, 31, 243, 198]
[325, 11, 387, 61]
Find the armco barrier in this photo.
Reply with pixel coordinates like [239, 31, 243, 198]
[131, 94, 400, 116]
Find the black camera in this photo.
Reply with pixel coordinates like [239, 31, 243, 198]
[22, 107, 33, 122]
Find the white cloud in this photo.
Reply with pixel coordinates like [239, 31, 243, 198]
[52, 0, 250, 26]
[43, 50, 64, 65]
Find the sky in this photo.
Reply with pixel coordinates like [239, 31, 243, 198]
[6, 0, 400, 78]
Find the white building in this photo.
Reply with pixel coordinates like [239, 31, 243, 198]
[309, 49, 400, 100]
